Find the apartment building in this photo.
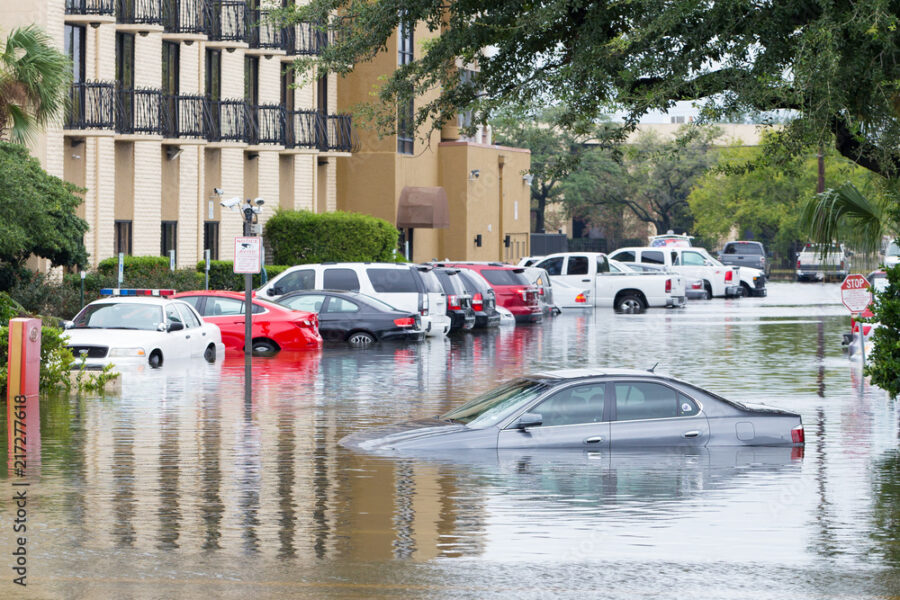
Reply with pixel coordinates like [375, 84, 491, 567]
[337, 22, 532, 264]
[4, 0, 353, 267]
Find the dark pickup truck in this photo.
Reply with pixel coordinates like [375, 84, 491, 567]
[719, 241, 768, 276]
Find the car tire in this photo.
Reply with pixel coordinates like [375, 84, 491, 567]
[615, 294, 646, 314]
[703, 282, 713, 300]
[203, 344, 216, 363]
[740, 282, 752, 297]
[149, 351, 162, 369]
[347, 331, 376, 347]
[252, 339, 279, 355]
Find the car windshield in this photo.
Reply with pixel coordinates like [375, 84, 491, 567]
[441, 379, 549, 429]
[73, 302, 164, 330]
[887, 242, 900, 256]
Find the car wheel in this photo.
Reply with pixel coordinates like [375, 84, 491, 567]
[740, 282, 752, 297]
[615, 294, 646, 314]
[203, 344, 216, 363]
[347, 331, 376, 347]
[149, 351, 163, 369]
[703, 282, 713, 300]
[252, 339, 279, 355]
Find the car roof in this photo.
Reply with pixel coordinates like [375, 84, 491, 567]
[175, 290, 289, 311]
[284, 262, 413, 269]
[531, 368, 666, 380]
[89, 296, 175, 306]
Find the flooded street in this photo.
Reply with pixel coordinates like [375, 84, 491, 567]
[3, 282, 899, 599]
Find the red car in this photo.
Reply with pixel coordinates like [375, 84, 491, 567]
[173, 291, 321, 353]
[440, 263, 542, 323]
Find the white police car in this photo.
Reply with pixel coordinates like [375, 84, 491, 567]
[64, 289, 224, 368]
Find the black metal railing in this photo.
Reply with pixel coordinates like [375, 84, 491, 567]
[116, 88, 164, 134]
[206, 99, 247, 142]
[66, 81, 116, 130]
[65, 0, 115, 15]
[248, 8, 282, 49]
[161, 94, 208, 138]
[205, 0, 246, 42]
[285, 109, 317, 148]
[322, 114, 355, 152]
[162, 0, 206, 33]
[281, 21, 330, 55]
[117, 0, 164, 25]
[284, 110, 355, 152]
[245, 104, 285, 145]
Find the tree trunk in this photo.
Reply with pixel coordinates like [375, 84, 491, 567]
[535, 193, 546, 233]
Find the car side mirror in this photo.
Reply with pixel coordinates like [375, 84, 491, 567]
[167, 322, 184, 332]
[515, 412, 542, 429]
[266, 287, 277, 296]
[704, 260, 712, 266]
[63, 320, 74, 330]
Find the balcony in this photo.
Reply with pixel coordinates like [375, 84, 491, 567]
[285, 110, 317, 149]
[65, 0, 115, 15]
[116, 88, 164, 135]
[116, 0, 164, 27]
[321, 114, 356, 153]
[246, 105, 285, 146]
[247, 8, 283, 52]
[205, 0, 247, 44]
[161, 95, 208, 139]
[162, 0, 207, 35]
[281, 21, 330, 56]
[206, 99, 248, 143]
[66, 81, 117, 131]
[285, 110, 356, 153]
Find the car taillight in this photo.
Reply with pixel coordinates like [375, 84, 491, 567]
[665, 278, 672, 293]
[539, 287, 544, 296]
[760, 257, 766, 265]
[472, 293, 483, 311]
[447, 295, 461, 310]
[791, 425, 805, 444]
[725, 270, 733, 282]
[295, 316, 317, 328]
[840, 260, 845, 270]
[797, 259, 801, 269]
[394, 317, 416, 328]
[575, 293, 587, 303]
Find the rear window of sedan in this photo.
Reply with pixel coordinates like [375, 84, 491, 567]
[481, 269, 529, 286]
[366, 268, 419, 293]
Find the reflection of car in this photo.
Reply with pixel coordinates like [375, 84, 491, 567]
[885, 241, 900, 267]
[276, 290, 425, 346]
[173, 290, 321, 353]
[340, 369, 805, 452]
[65, 289, 223, 368]
[548, 279, 591, 309]
[455, 269, 502, 328]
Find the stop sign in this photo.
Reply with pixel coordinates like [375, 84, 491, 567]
[841, 274, 872, 313]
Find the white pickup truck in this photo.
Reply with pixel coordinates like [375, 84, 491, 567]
[534, 252, 686, 312]
[796, 243, 849, 282]
[608, 246, 743, 299]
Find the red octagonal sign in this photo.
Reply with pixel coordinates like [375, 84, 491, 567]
[841, 274, 872, 313]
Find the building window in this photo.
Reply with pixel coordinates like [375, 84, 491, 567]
[204, 221, 219, 260]
[244, 55, 259, 105]
[162, 42, 179, 96]
[64, 25, 86, 83]
[116, 32, 135, 89]
[398, 20, 414, 66]
[114, 221, 133, 255]
[161, 221, 177, 257]
[205, 49, 221, 100]
[281, 67, 294, 113]
[396, 18, 414, 154]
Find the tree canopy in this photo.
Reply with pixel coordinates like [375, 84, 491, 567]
[0, 142, 88, 285]
[284, 0, 900, 178]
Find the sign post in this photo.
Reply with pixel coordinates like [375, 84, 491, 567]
[841, 274, 873, 367]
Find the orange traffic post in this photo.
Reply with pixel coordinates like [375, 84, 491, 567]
[8, 317, 41, 478]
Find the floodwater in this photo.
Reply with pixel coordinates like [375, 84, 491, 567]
[2, 282, 899, 599]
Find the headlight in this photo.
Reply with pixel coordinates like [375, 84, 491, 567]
[108, 347, 146, 357]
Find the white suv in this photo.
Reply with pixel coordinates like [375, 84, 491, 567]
[257, 263, 451, 336]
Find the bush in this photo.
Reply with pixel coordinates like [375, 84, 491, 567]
[866, 264, 900, 396]
[196, 261, 291, 290]
[97, 255, 171, 278]
[264, 210, 399, 265]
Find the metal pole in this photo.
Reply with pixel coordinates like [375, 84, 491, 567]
[859, 316, 866, 369]
[204, 249, 210, 290]
[243, 207, 253, 401]
[80, 271, 85, 308]
[117, 252, 124, 288]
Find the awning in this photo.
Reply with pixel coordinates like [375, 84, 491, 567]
[396, 186, 450, 229]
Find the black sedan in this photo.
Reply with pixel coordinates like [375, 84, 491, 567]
[432, 267, 476, 331]
[277, 290, 425, 346]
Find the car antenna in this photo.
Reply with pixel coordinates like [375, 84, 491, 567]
[648, 362, 659, 373]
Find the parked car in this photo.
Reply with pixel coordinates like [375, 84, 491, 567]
[64, 288, 224, 368]
[276, 290, 425, 346]
[884, 241, 900, 267]
[534, 252, 685, 312]
[432, 267, 476, 331]
[521, 266, 562, 316]
[440, 263, 542, 323]
[648, 232, 694, 247]
[340, 369, 805, 452]
[719, 241, 769, 277]
[796, 243, 849, 282]
[173, 290, 322, 353]
[616, 261, 689, 302]
[685, 279, 711, 300]
[548, 279, 591, 309]
[609, 246, 743, 298]
[517, 256, 545, 267]
[455, 269, 502, 328]
[255, 262, 452, 337]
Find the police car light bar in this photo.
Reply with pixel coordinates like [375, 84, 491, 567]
[100, 288, 176, 297]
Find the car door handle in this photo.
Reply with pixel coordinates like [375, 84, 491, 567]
[185, 335, 191, 339]
[202, 332, 207, 336]
[582, 279, 591, 282]
[682, 430, 700, 438]
[583, 436, 604, 444]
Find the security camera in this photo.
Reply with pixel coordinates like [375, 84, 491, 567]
[253, 197, 265, 207]
[220, 197, 241, 210]
[213, 187, 224, 196]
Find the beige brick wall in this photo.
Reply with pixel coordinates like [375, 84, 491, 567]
[219, 148, 245, 258]
[132, 141, 162, 255]
[135, 33, 162, 88]
[181, 43, 202, 95]
[221, 49, 245, 99]
[257, 152, 279, 227]
[259, 56, 281, 105]
[94, 138, 116, 263]
[177, 149, 200, 267]
[293, 155, 315, 211]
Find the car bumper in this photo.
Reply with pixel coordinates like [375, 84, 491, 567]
[474, 311, 502, 328]
[725, 285, 743, 297]
[514, 311, 543, 323]
[666, 295, 686, 307]
[685, 290, 707, 300]
[422, 315, 451, 337]
[379, 330, 427, 343]
[447, 310, 476, 331]
[797, 269, 848, 280]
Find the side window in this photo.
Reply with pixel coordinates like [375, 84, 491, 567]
[724, 244, 736, 254]
[536, 256, 563, 276]
[179, 296, 202, 311]
[165, 305, 183, 324]
[597, 256, 610, 273]
[283, 294, 327, 313]
[367, 268, 420, 293]
[531, 384, 606, 427]
[326, 297, 360, 313]
[642, 251, 664, 265]
[566, 256, 589, 275]
[324, 268, 360, 291]
[614, 382, 684, 421]
[207, 297, 244, 316]
[608, 261, 623, 273]
[678, 393, 700, 416]
[671, 251, 680, 265]
[175, 303, 202, 328]
[277, 269, 315, 293]
[614, 250, 635, 263]
[682, 251, 707, 266]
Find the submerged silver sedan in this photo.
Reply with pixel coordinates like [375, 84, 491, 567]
[340, 369, 805, 453]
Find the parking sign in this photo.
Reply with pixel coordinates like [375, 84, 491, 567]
[234, 237, 261, 274]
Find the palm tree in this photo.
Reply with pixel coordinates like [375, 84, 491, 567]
[800, 181, 896, 255]
[0, 25, 71, 144]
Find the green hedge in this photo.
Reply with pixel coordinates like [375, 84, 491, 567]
[195, 261, 291, 290]
[97, 255, 172, 278]
[264, 210, 399, 264]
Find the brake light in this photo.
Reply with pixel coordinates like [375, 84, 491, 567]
[791, 425, 805, 444]
[575, 293, 587, 303]
[472, 293, 483, 312]
[725, 270, 733, 282]
[797, 259, 801, 269]
[394, 317, 416, 328]
[665, 278, 672, 293]
[840, 260, 845, 270]
[447, 295, 461, 310]
[539, 287, 544, 296]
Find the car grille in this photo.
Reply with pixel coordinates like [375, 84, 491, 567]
[755, 276, 767, 288]
[68, 345, 109, 359]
